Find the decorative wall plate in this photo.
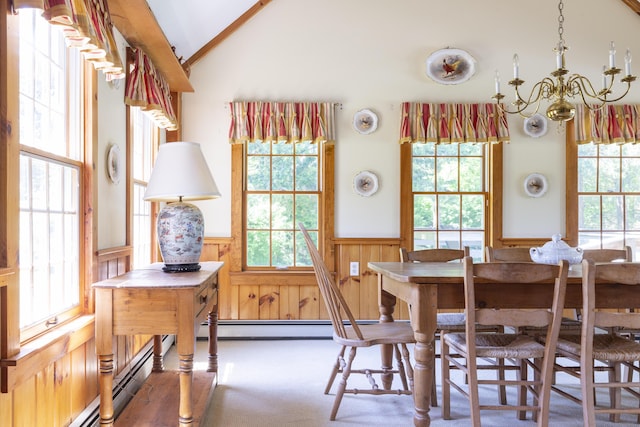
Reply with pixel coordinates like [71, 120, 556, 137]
[353, 109, 378, 134]
[523, 113, 548, 138]
[353, 170, 379, 197]
[524, 173, 548, 198]
[107, 143, 121, 184]
[425, 48, 476, 85]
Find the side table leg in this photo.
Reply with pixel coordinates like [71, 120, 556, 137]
[98, 354, 115, 426]
[178, 354, 194, 426]
[153, 335, 164, 372]
[207, 305, 218, 373]
[379, 284, 397, 390]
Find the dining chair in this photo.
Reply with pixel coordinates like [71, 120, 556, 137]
[441, 257, 569, 426]
[400, 247, 504, 407]
[300, 224, 415, 421]
[485, 246, 533, 262]
[552, 260, 640, 425]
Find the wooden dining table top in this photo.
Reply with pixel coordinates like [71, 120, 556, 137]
[368, 261, 639, 310]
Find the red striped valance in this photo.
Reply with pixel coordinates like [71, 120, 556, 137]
[124, 48, 177, 130]
[399, 102, 510, 144]
[228, 101, 336, 144]
[574, 104, 640, 145]
[15, 0, 124, 80]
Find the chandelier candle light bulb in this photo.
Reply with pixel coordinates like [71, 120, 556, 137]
[492, 0, 636, 122]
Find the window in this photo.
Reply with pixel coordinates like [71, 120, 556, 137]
[577, 142, 640, 256]
[409, 142, 487, 260]
[130, 107, 157, 268]
[18, 9, 84, 337]
[245, 141, 320, 268]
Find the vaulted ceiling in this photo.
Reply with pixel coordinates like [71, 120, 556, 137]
[146, 1, 640, 70]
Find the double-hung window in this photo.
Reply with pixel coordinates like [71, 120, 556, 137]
[130, 107, 157, 268]
[400, 103, 507, 261]
[568, 105, 640, 261]
[229, 101, 335, 270]
[18, 9, 84, 338]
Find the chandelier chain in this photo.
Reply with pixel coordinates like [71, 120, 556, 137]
[557, 0, 565, 46]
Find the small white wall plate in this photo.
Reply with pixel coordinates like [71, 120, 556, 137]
[524, 173, 548, 198]
[523, 113, 548, 138]
[353, 109, 378, 135]
[353, 170, 379, 197]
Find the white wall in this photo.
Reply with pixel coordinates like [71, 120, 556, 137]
[177, 0, 640, 239]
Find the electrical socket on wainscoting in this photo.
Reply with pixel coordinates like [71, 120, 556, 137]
[350, 262, 359, 276]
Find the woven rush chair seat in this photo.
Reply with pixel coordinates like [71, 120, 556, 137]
[445, 333, 548, 359]
[555, 333, 640, 361]
[301, 224, 415, 421]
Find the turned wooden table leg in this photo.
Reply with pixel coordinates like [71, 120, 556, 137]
[98, 354, 115, 426]
[178, 353, 194, 426]
[153, 335, 164, 372]
[379, 279, 397, 390]
[207, 305, 218, 373]
[409, 284, 438, 427]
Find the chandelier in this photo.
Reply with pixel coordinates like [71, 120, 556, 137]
[492, 0, 636, 122]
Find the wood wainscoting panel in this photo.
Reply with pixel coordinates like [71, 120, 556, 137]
[205, 237, 405, 321]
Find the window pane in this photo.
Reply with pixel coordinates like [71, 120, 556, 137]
[272, 231, 294, 267]
[438, 194, 461, 230]
[579, 195, 601, 230]
[622, 158, 640, 192]
[247, 194, 270, 229]
[438, 231, 461, 249]
[414, 231, 436, 250]
[271, 194, 293, 229]
[295, 194, 318, 229]
[578, 157, 597, 192]
[247, 156, 270, 191]
[295, 156, 318, 191]
[626, 196, 640, 230]
[247, 230, 270, 266]
[598, 158, 620, 192]
[461, 195, 484, 229]
[414, 195, 436, 229]
[272, 156, 293, 190]
[459, 157, 482, 192]
[412, 157, 435, 192]
[436, 157, 459, 192]
[601, 195, 623, 230]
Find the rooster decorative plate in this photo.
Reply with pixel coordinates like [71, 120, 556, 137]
[426, 48, 476, 85]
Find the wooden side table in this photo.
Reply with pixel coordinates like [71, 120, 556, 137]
[93, 261, 223, 427]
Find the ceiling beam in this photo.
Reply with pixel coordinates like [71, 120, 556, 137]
[184, 0, 272, 69]
[621, 0, 640, 15]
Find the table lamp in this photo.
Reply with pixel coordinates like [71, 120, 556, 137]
[144, 141, 221, 272]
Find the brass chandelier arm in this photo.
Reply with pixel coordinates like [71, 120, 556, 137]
[492, 0, 636, 122]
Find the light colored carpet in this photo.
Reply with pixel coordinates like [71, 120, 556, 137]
[164, 339, 638, 427]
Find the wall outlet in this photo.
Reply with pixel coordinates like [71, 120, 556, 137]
[350, 262, 359, 276]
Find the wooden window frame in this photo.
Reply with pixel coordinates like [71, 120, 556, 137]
[0, 5, 97, 392]
[399, 142, 502, 257]
[229, 142, 335, 282]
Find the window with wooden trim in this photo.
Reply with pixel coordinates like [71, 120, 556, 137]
[130, 106, 157, 268]
[244, 141, 321, 269]
[18, 9, 85, 338]
[576, 142, 640, 258]
[406, 142, 488, 260]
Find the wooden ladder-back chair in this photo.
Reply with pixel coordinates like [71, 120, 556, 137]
[441, 258, 569, 426]
[300, 224, 415, 421]
[552, 260, 640, 425]
[400, 247, 504, 408]
[485, 246, 533, 263]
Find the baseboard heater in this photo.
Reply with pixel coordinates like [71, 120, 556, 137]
[70, 335, 175, 427]
[208, 320, 380, 340]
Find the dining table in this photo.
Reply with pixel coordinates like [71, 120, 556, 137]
[368, 260, 640, 427]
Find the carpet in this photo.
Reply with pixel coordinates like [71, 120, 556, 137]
[162, 339, 638, 427]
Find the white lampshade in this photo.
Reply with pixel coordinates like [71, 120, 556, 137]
[144, 141, 221, 202]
